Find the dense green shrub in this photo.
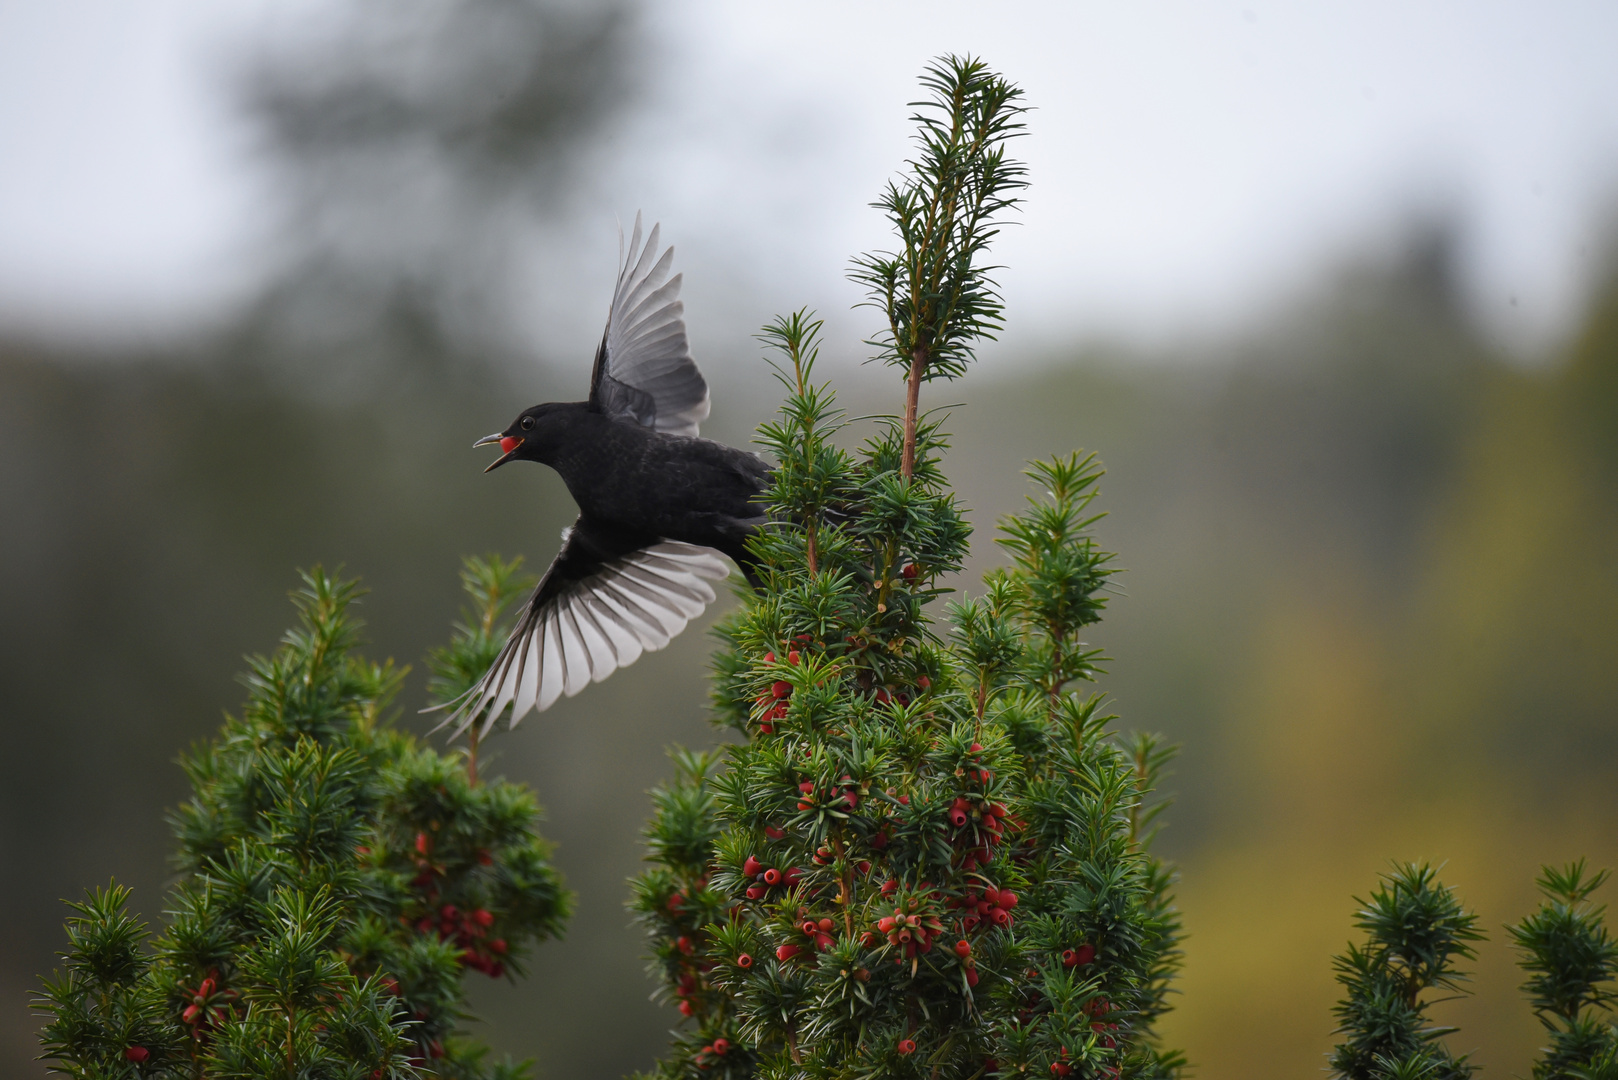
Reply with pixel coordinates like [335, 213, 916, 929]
[37, 563, 570, 1078]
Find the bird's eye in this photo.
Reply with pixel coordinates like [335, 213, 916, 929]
[520, 415, 536, 431]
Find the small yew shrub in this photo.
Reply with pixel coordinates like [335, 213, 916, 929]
[1328, 861, 1618, 1080]
[37, 563, 570, 1079]
[630, 57, 1186, 1080]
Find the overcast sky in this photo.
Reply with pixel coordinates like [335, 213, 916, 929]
[2, 0, 1616, 358]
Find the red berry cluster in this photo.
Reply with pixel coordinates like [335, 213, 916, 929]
[751, 647, 807, 733]
[951, 938, 982, 987]
[692, 1037, 732, 1069]
[179, 971, 235, 1038]
[401, 832, 507, 979]
[797, 775, 861, 812]
[948, 882, 1019, 933]
[948, 744, 1018, 872]
[1061, 943, 1097, 968]
[741, 854, 803, 901]
[867, 893, 946, 963]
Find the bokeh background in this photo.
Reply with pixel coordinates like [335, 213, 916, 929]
[4, 2, 1617, 1077]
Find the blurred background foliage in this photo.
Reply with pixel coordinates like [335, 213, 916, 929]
[3, 1, 1616, 1078]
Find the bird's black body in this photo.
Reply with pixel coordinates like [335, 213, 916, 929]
[433, 216, 770, 735]
[493, 401, 769, 585]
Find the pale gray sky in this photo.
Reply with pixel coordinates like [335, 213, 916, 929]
[2, 0, 1616, 357]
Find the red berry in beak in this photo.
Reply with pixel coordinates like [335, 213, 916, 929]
[500, 436, 521, 454]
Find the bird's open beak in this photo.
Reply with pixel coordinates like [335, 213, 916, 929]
[474, 431, 523, 472]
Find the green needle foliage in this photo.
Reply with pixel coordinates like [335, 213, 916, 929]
[630, 59, 1184, 1080]
[1509, 861, 1618, 1079]
[1328, 863, 1485, 1080]
[37, 563, 570, 1079]
[849, 54, 1028, 480]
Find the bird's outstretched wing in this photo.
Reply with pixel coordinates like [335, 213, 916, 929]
[588, 213, 711, 437]
[430, 517, 731, 738]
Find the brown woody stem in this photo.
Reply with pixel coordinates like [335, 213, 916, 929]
[902, 347, 926, 480]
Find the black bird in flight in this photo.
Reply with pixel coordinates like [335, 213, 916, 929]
[435, 216, 770, 737]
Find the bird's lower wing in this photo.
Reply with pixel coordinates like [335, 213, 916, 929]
[429, 522, 731, 738]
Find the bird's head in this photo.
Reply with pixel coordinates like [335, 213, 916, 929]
[474, 403, 568, 471]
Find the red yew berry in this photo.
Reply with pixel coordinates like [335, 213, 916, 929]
[788, 650, 800, 664]
[1062, 948, 1079, 968]
[679, 1000, 695, 1017]
[124, 1046, 150, 1063]
[897, 1039, 917, 1055]
[901, 563, 918, 580]
[818, 917, 835, 932]
[772, 681, 792, 699]
[764, 651, 776, 663]
[763, 868, 783, 886]
[765, 825, 785, 839]
[473, 908, 494, 927]
[861, 931, 880, 947]
[857, 859, 872, 874]
[182, 1004, 201, 1025]
[801, 920, 818, 935]
[743, 855, 763, 877]
[746, 885, 767, 900]
[966, 968, 980, 986]
[414, 832, 431, 855]
[1074, 943, 1096, 966]
[782, 867, 803, 887]
[713, 1038, 730, 1054]
[489, 938, 508, 954]
[736, 953, 753, 968]
[917, 675, 931, 689]
[677, 936, 693, 955]
[776, 944, 802, 962]
[954, 939, 972, 958]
